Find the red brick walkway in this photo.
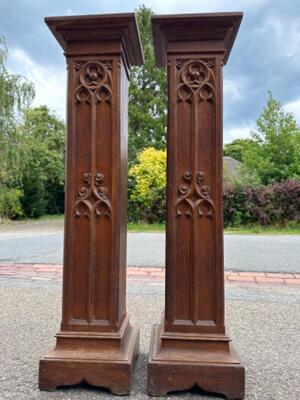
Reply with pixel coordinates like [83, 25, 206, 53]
[0, 263, 299, 286]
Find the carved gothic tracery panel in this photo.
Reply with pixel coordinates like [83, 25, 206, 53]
[74, 173, 112, 219]
[175, 58, 216, 220]
[176, 171, 215, 218]
[74, 61, 112, 105]
[176, 59, 215, 102]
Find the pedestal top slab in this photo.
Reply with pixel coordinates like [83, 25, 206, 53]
[45, 13, 144, 66]
[152, 12, 243, 66]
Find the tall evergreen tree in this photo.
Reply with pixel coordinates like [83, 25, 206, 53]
[128, 5, 167, 163]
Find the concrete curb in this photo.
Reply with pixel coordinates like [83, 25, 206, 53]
[0, 263, 300, 286]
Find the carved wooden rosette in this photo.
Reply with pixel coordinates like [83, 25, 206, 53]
[39, 14, 143, 395]
[148, 13, 245, 400]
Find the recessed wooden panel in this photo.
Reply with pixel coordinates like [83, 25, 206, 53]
[166, 57, 219, 331]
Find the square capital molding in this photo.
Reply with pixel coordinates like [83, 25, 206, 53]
[152, 12, 243, 67]
[45, 13, 144, 66]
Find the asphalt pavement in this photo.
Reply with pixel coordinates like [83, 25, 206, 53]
[1, 219, 299, 399]
[0, 280, 299, 400]
[0, 230, 299, 273]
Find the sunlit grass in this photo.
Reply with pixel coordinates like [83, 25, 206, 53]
[224, 224, 300, 235]
[1, 215, 299, 234]
[127, 222, 165, 232]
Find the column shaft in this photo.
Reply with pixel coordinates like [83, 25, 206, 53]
[39, 14, 143, 395]
[148, 13, 245, 400]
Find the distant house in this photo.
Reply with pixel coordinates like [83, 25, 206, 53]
[223, 156, 242, 184]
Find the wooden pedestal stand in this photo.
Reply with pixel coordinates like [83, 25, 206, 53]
[148, 13, 245, 400]
[39, 14, 143, 395]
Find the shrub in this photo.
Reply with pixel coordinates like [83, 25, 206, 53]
[223, 184, 256, 226]
[21, 174, 47, 218]
[223, 179, 300, 227]
[128, 146, 300, 226]
[128, 147, 166, 223]
[263, 179, 300, 225]
[0, 187, 23, 220]
[44, 182, 65, 215]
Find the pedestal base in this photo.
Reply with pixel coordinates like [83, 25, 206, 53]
[148, 324, 245, 399]
[39, 316, 139, 395]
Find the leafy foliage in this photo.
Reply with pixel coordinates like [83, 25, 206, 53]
[0, 31, 299, 227]
[128, 5, 167, 164]
[223, 138, 258, 162]
[243, 91, 300, 184]
[0, 35, 35, 187]
[128, 147, 300, 226]
[0, 187, 23, 220]
[21, 173, 47, 218]
[19, 106, 65, 217]
[223, 157, 261, 188]
[260, 179, 300, 225]
[223, 184, 261, 226]
[128, 147, 166, 222]
[223, 179, 300, 227]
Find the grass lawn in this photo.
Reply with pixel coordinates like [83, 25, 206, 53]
[1, 215, 299, 234]
[224, 225, 300, 235]
[128, 222, 300, 234]
[127, 222, 165, 232]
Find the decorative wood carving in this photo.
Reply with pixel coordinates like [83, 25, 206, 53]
[148, 13, 245, 400]
[74, 61, 112, 105]
[176, 171, 215, 219]
[74, 173, 112, 219]
[39, 13, 143, 395]
[176, 58, 215, 103]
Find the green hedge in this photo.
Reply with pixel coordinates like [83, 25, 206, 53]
[128, 177, 300, 226]
[223, 179, 300, 226]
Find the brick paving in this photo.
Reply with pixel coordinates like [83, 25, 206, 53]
[0, 263, 299, 286]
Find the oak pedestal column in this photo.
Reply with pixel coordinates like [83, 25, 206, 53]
[148, 13, 245, 399]
[39, 14, 143, 395]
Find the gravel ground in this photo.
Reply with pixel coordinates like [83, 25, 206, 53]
[0, 285, 299, 400]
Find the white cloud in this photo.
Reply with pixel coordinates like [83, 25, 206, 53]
[255, 15, 300, 64]
[141, 0, 270, 13]
[224, 76, 249, 103]
[224, 122, 255, 144]
[7, 48, 66, 119]
[224, 95, 300, 145]
[284, 97, 300, 124]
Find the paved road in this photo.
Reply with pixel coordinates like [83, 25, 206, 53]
[1, 282, 300, 399]
[0, 231, 299, 273]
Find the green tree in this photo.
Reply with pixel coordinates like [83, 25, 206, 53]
[19, 106, 65, 217]
[223, 138, 257, 162]
[0, 35, 35, 187]
[128, 5, 167, 163]
[244, 92, 300, 184]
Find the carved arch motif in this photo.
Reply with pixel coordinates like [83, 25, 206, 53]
[74, 173, 112, 219]
[176, 171, 215, 219]
[74, 61, 112, 105]
[176, 59, 215, 103]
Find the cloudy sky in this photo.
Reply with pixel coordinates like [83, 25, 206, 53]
[1, 0, 299, 143]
